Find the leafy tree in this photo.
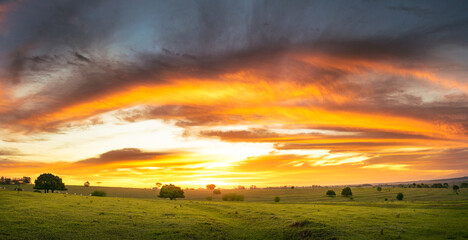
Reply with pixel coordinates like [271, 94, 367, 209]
[206, 184, 216, 190]
[213, 189, 221, 195]
[34, 173, 67, 193]
[326, 190, 336, 197]
[274, 196, 280, 202]
[341, 187, 353, 197]
[453, 185, 460, 194]
[376, 186, 382, 191]
[158, 184, 185, 200]
[155, 182, 162, 188]
[396, 192, 404, 200]
[443, 183, 449, 188]
[84, 181, 90, 187]
[461, 183, 468, 188]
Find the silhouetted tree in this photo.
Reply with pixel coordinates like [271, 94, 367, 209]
[158, 184, 185, 200]
[206, 184, 216, 190]
[213, 189, 221, 195]
[396, 192, 404, 200]
[341, 187, 353, 197]
[326, 190, 336, 197]
[274, 196, 280, 202]
[34, 173, 67, 193]
[453, 185, 460, 194]
[84, 181, 90, 187]
[443, 183, 449, 188]
[377, 186, 382, 191]
[461, 183, 468, 188]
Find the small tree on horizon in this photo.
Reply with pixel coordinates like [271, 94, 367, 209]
[158, 184, 185, 200]
[213, 189, 221, 195]
[326, 190, 336, 197]
[206, 184, 216, 190]
[84, 181, 90, 187]
[376, 186, 382, 191]
[34, 173, 67, 193]
[453, 185, 460, 194]
[341, 187, 353, 197]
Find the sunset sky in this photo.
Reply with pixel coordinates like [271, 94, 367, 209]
[1, 0, 468, 188]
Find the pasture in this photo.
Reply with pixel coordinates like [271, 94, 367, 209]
[0, 186, 467, 239]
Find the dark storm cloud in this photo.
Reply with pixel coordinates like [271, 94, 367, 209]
[1, 0, 468, 133]
[75, 148, 177, 165]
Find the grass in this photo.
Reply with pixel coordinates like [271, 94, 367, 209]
[0, 187, 467, 239]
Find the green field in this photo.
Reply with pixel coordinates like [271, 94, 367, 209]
[1, 187, 467, 239]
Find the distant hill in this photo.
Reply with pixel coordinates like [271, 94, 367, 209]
[374, 176, 468, 186]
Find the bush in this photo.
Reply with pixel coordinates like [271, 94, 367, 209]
[376, 186, 382, 191]
[396, 192, 404, 200]
[91, 190, 106, 197]
[461, 183, 468, 188]
[274, 196, 280, 202]
[326, 190, 336, 197]
[33, 189, 41, 193]
[222, 193, 244, 201]
[341, 187, 353, 197]
[213, 189, 221, 195]
[206, 196, 213, 201]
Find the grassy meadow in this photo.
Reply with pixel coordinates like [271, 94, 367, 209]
[0, 186, 467, 239]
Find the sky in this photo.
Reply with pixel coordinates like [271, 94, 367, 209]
[1, 0, 468, 188]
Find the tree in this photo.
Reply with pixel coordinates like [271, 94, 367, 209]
[213, 189, 221, 195]
[158, 184, 185, 200]
[326, 190, 336, 197]
[34, 173, 67, 193]
[206, 184, 216, 190]
[274, 196, 280, 202]
[341, 187, 353, 197]
[396, 192, 404, 200]
[453, 185, 460, 194]
[376, 186, 382, 191]
[461, 183, 468, 188]
[155, 182, 162, 188]
[84, 181, 90, 187]
[443, 183, 449, 188]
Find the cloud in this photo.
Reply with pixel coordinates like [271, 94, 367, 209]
[74, 148, 177, 165]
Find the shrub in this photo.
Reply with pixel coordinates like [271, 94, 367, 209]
[384, 198, 388, 201]
[213, 189, 221, 195]
[222, 193, 244, 201]
[326, 190, 336, 197]
[33, 189, 41, 193]
[341, 187, 353, 197]
[274, 196, 280, 202]
[396, 192, 404, 200]
[91, 190, 107, 197]
[206, 196, 213, 201]
[376, 186, 382, 191]
[461, 183, 468, 188]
